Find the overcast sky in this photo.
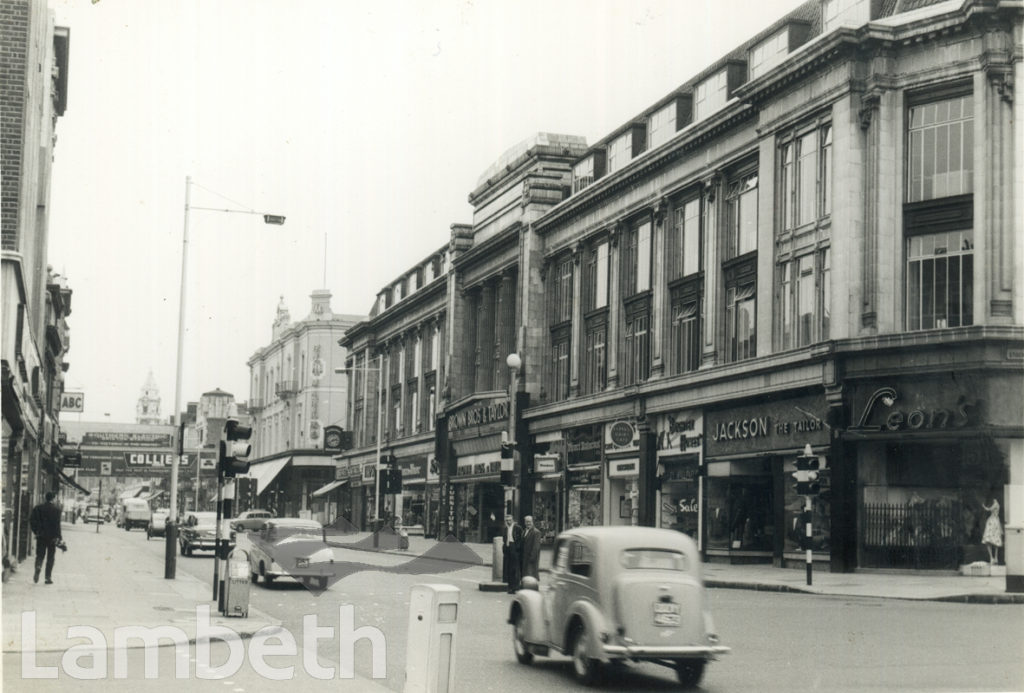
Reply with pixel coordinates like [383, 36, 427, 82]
[47, 0, 805, 423]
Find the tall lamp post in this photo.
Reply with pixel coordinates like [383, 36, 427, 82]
[165, 175, 284, 579]
[505, 353, 522, 515]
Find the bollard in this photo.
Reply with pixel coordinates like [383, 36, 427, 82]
[404, 584, 459, 693]
[221, 548, 251, 617]
[491, 536, 503, 583]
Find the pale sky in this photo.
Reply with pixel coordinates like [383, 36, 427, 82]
[47, 0, 806, 423]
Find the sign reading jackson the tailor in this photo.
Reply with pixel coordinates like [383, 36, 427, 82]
[705, 394, 829, 456]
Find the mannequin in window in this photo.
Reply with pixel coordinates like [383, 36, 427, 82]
[981, 498, 1003, 565]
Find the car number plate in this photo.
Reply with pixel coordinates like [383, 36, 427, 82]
[653, 601, 681, 626]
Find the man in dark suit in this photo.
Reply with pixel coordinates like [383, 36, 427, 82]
[29, 491, 63, 584]
[521, 515, 542, 580]
[501, 514, 523, 593]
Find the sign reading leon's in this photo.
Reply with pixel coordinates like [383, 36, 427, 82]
[60, 392, 84, 412]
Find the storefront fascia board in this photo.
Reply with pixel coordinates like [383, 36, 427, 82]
[522, 398, 635, 435]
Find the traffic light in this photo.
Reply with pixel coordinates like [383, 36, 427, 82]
[792, 452, 821, 495]
[219, 418, 253, 477]
[381, 468, 403, 494]
[500, 432, 515, 485]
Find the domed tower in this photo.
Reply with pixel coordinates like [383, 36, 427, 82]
[136, 371, 163, 425]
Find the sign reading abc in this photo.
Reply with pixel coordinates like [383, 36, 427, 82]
[61, 392, 85, 413]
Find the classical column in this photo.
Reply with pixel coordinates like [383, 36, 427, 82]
[475, 281, 496, 392]
[495, 270, 516, 391]
[700, 175, 721, 367]
[649, 197, 669, 379]
[569, 242, 584, 397]
[984, 51, 1015, 320]
[859, 87, 882, 330]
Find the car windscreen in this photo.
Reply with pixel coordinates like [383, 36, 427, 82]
[619, 548, 689, 571]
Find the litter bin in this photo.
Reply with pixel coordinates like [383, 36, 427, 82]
[1006, 524, 1024, 593]
[222, 548, 251, 617]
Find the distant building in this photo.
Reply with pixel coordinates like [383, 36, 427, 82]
[136, 371, 163, 425]
[1, 0, 71, 567]
[244, 290, 364, 521]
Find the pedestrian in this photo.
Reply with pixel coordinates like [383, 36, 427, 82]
[981, 497, 1003, 565]
[502, 514, 522, 593]
[521, 515, 541, 580]
[29, 491, 63, 584]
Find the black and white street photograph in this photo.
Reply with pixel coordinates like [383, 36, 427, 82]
[3, 1, 1023, 691]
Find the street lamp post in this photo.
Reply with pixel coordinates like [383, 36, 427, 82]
[165, 175, 284, 580]
[505, 353, 522, 516]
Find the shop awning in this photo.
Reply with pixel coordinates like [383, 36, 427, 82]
[246, 457, 291, 495]
[311, 479, 348, 497]
[56, 469, 91, 495]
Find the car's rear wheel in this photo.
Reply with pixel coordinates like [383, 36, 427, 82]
[675, 660, 705, 689]
[512, 612, 533, 665]
[569, 624, 598, 685]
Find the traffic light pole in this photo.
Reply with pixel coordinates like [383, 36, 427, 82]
[804, 496, 813, 586]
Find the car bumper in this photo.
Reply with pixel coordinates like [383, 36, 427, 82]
[263, 562, 336, 579]
[601, 644, 731, 660]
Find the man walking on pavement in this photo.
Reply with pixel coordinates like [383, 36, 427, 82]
[29, 491, 63, 584]
[520, 515, 542, 580]
[502, 513, 522, 593]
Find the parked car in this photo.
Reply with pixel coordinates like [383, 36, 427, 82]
[147, 508, 170, 540]
[178, 511, 235, 556]
[83, 505, 105, 525]
[247, 518, 333, 589]
[230, 509, 273, 532]
[508, 526, 729, 688]
[120, 498, 151, 531]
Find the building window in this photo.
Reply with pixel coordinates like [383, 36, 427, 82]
[908, 93, 973, 203]
[780, 122, 831, 232]
[573, 152, 606, 194]
[428, 384, 436, 430]
[622, 306, 651, 386]
[907, 230, 973, 330]
[622, 219, 652, 297]
[413, 336, 422, 377]
[606, 130, 636, 174]
[550, 329, 571, 401]
[581, 318, 607, 395]
[822, 0, 871, 32]
[553, 256, 573, 324]
[582, 240, 609, 311]
[726, 170, 758, 258]
[648, 101, 677, 150]
[411, 391, 419, 432]
[670, 282, 701, 375]
[778, 248, 830, 349]
[725, 260, 756, 363]
[671, 196, 702, 280]
[694, 68, 728, 121]
[392, 387, 402, 436]
[430, 324, 440, 372]
[749, 29, 789, 80]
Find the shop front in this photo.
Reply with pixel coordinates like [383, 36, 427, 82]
[564, 423, 603, 529]
[531, 431, 565, 543]
[394, 454, 428, 532]
[705, 393, 831, 566]
[360, 461, 377, 529]
[605, 420, 641, 526]
[446, 395, 511, 543]
[844, 375, 1023, 570]
[655, 410, 703, 546]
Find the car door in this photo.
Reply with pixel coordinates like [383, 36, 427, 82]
[543, 538, 571, 646]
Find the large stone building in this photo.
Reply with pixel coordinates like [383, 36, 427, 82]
[244, 290, 363, 522]
[339, 0, 1023, 574]
[1, 0, 71, 568]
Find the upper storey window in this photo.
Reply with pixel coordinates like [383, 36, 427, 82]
[694, 69, 729, 122]
[749, 29, 789, 80]
[822, 0, 871, 32]
[907, 93, 973, 203]
[780, 121, 832, 232]
[648, 101, 678, 150]
[573, 152, 606, 194]
[726, 171, 758, 258]
[606, 125, 646, 175]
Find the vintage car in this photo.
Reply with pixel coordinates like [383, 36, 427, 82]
[147, 508, 170, 540]
[178, 511, 235, 556]
[120, 498, 151, 531]
[508, 526, 729, 688]
[83, 505, 105, 525]
[230, 509, 273, 532]
[247, 518, 334, 589]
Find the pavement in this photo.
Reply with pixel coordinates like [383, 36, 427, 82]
[336, 529, 1024, 604]
[3, 523, 1020, 659]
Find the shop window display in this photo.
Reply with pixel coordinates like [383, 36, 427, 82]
[532, 489, 559, 543]
[568, 488, 601, 528]
[783, 458, 831, 553]
[705, 470, 773, 552]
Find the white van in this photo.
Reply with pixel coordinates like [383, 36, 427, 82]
[121, 498, 151, 531]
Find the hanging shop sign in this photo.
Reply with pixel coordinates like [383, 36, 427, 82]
[657, 411, 703, 457]
[565, 424, 602, 466]
[706, 394, 829, 456]
[534, 454, 559, 474]
[604, 420, 639, 454]
[80, 431, 174, 449]
[608, 458, 639, 478]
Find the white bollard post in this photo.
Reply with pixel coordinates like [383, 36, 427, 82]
[492, 536, 503, 583]
[404, 584, 460, 693]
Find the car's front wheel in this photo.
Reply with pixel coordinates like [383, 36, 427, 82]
[512, 612, 533, 665]
[569, 624, 598, 685]
[675, 659, 706, 689]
